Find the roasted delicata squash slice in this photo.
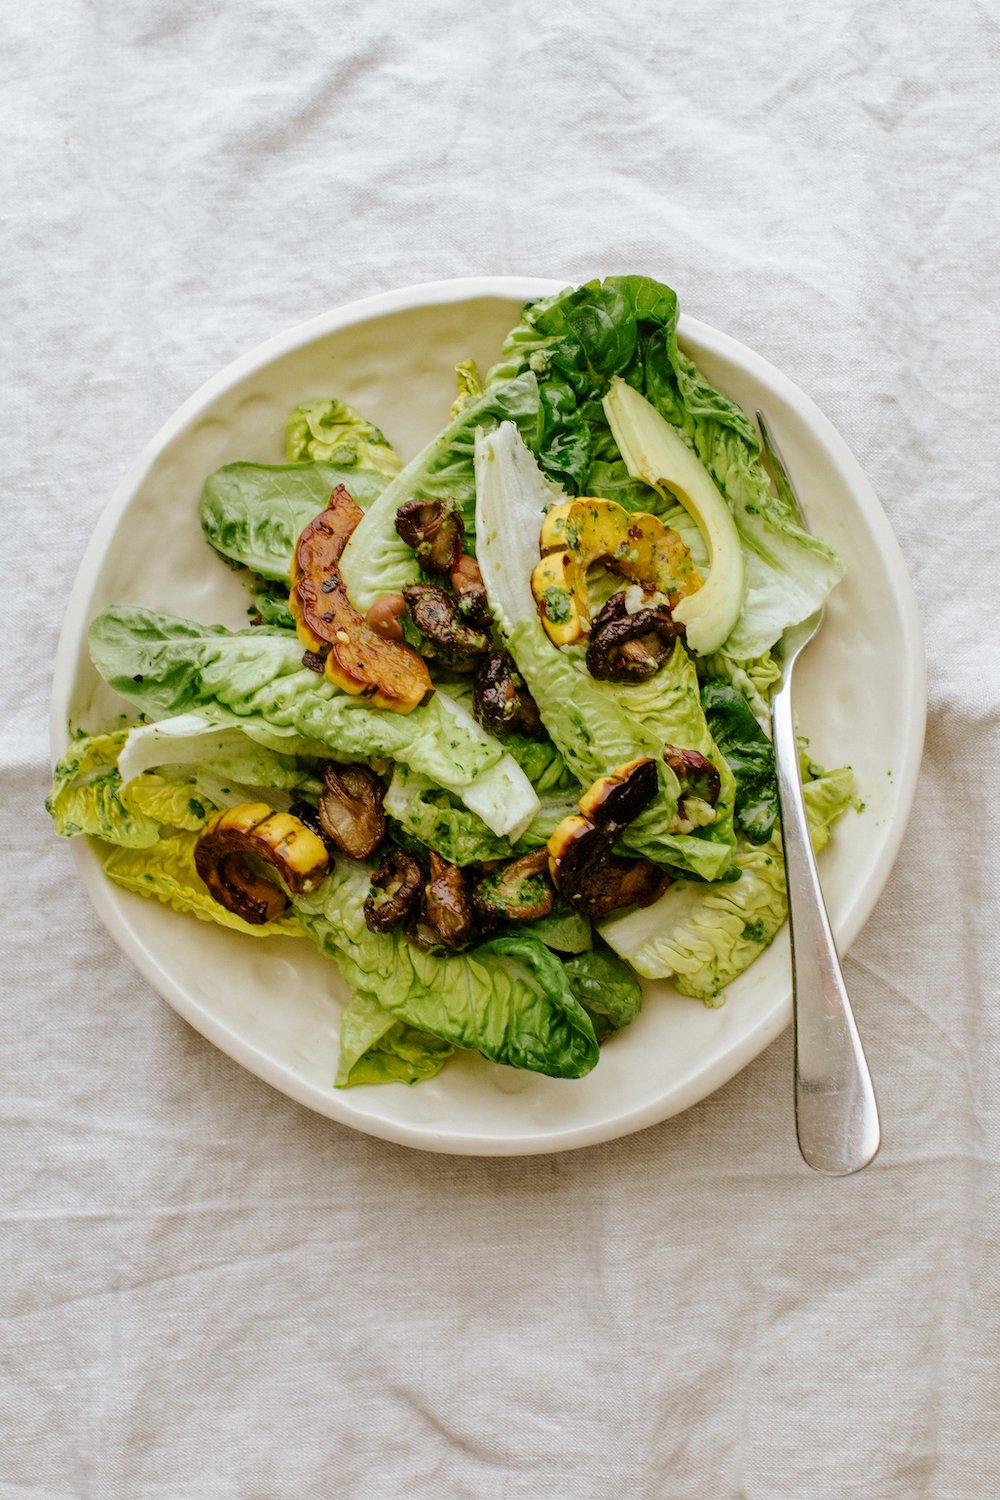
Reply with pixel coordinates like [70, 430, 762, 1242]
[531, 496, 701, 645]
[290, 485, 433, 713]
[194, 802, 330, 925]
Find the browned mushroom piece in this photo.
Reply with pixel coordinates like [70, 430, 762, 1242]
[408, 852, 475, 950]
[472, 848, 554, 924]
[395, 497, 464, 574]
[547, 757, 671, 919]
[402, 584, 492, 666]
[449, 552, 484, 593]
[364, 591, 407, 642]
[317, 762, 386, 860]
[547, 815, 670, 920]
[455, 586, 494, 631]
[584, 590, 684, 683]
[194, 803, 330, 925]
[578, 755, 660, 827]
[662, 745, 722, 807]
[473, 650, 544, 738]
[364, 848, 424, 933]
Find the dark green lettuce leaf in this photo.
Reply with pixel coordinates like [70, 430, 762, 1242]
[295, 862, 599, 1079]
[563, 943, 642, 1040]
[700, 679, 779, 843]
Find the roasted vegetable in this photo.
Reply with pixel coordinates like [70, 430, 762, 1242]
[584, 590, 683, 682]
[318, 762, 386, 860]
[408, 852, 475, 950]
[547, 758, 670, 919]
[194, 802, 329, 925]
[450, 552, 485, 594]
[473, 650, 543, 738]
[402, 584, 492, 666]
[577, 755, 660, 826]
[364, 592, 407, 642]
[290, 486, 432, 714]
[662, 745, 722, 808]
[364, 847, 424, 933]
[530, 496, 700, 645]
[395, 497, 464, 574]
[473, 848, 554, 924]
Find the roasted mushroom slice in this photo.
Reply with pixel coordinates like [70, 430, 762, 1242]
[364, 848, 423, 933]
[585, 590, 683, 682]
[547, 757, 671, 919]
[194, 803, 329, 925]
[662, 745, 722, 807]
[578, 755, 660, 827]
[402, 584, 492, 666]
[395, 497, 464, 574]
[547, 816, 670, 919]
[408, 852, 475, 950]
[456, 586, 494, 631]
[473, 848, 554, 924]
[317, 762, 386, 860]
[473, 650, 543, 738]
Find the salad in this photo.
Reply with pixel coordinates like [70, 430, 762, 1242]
[48, 275, 855, 1089]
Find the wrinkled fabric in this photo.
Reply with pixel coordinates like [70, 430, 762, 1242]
[3, 2, 998, 1497]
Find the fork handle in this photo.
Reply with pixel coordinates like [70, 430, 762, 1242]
[771, 675, 881, 1175]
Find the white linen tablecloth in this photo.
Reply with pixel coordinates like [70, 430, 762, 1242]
[3, 3, 998, 1495]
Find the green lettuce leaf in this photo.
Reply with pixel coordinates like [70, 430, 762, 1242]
[490, 274, 844, 657]
[116, 713, 322, 794]
[295, 861, 599, 1078]
[102, 833, 305, 938]
[47, 732, 214, 846]
[699, 679, 779, 843]
[563, 943, 642, 1039]
[335, 991, 454, 1087]
[88, 611, 533, 831]
[526, 905, 593, 954]
[47, 731, 160, 846]
[200, 461, 389, 583]
[339, 370, 541, 612]
[285, 399, 402, 478]
[599, 763, 855, 1001]
[384, 763, 576, 866]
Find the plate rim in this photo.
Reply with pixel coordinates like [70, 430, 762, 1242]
[50, 275, 927, 1155]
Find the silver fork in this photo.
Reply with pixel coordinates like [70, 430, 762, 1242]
[757, 411, 880, 1176]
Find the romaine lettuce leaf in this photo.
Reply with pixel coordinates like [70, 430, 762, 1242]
[117, 713, 321, 793]
[340, 370, 540, 612]
[285, 399, 401, 478]
[200, 461, 388, 582]
[295, 861, 599, 1078]
[47, 731, 161, 846]
[88, 610, 535, 833]
[526, 906, 593, 954]
[383, 764, 575, 866]
[47, 732, 213, 846]
[563, 944, 642, 1039]
[102, 833, 305, 938]
[335, 991, 454, 1087]
[599, 763, 855, 1000]
[699, 679, 778, 843]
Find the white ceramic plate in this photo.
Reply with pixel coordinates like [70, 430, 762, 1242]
[50, 277, 925, 1155]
